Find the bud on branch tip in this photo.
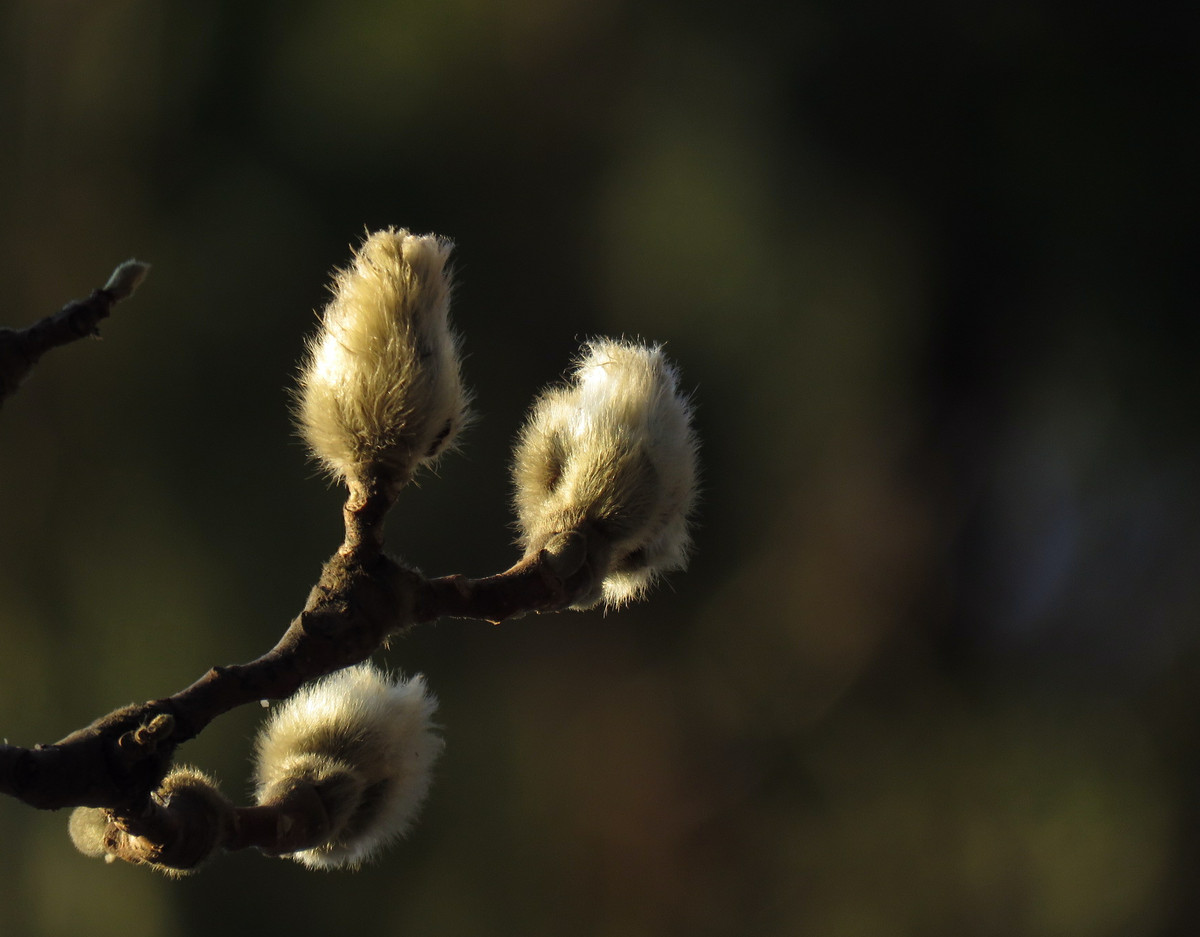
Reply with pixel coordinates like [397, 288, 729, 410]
[103, 259, 151, 301]
[296, 229, 469, 490]
[512, 339, 699, 609]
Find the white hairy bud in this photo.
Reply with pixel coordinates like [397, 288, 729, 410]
[102, 259, 151, 300]
[252, 664, 442, 869]
[67, 806, 110, 859]
[296, 228, 468, 488]
[512, 338, 698, 608]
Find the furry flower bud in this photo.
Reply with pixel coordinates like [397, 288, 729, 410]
[67, 806, 111, 859]
[68, 766, 233, 875]
[252, 663, 442, 869]
[296, 229, 468, 489]
[512, 338, 698, 608]
[102, 259, 151, 300]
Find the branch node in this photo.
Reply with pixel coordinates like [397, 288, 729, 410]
[116, 713, 175, 761]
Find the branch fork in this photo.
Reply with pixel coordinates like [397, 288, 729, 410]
[0, 239, 699, 874]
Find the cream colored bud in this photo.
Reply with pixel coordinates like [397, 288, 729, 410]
[103, 259, 151, 300]
[68, 766, 232, 875]
[68, 806, 111, 858]
[252, 663, 442, 869]
[512, 338, 698, 608]
[296, 229, 469, 488]
[152, 766, 234, 875]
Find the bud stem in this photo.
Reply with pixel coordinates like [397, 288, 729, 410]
[340, 472, 400, 558]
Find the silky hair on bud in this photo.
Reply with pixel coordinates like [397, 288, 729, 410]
[513, 338, 698, 608]
[71, 767, 232, 874]
[296, 228, 469, 488]
[152, 766, 234, 876]
[253, 663, 442, 869]
[68, 807, 112, 859]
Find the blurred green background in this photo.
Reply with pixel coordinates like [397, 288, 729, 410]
[1, 1, 1197, 934]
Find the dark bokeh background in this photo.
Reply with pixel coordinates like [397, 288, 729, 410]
[1, 1, 1197, 935]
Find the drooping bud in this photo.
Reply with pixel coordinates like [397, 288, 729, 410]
[252, 663, 442, 870]
[149, 766, 235, 874]
[68, 766, 233, 876]
[296, 229, 469, 490]
[68, 806, 111, 859]
[512, 338, 698, 608]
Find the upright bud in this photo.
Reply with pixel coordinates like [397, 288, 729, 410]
[296, 229, 468, 491]
[252, 663, 442, 869]
[512, 338, 698, 608]
[103, 259, 151, 300]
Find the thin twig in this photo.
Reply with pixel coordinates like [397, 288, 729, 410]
[0, 261, 149, 407]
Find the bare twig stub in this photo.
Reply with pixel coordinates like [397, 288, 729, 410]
[0, 260, 149, 407]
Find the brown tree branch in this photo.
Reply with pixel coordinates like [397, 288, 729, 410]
[0, 493, 597, 834]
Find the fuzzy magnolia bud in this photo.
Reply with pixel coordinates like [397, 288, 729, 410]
[252, 663, 442, 869]
[68, 806, 111, 859]
[296, 229, 468, 489]
[512, 338, 698, 608]
[102, 259, 151, 301]
[68, 766, 233, 875]
[150, 766, 235, 874]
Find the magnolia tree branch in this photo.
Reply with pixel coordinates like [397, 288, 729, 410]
[32, 537, 594, 871]
[0, 233, 698, 875]
[0, 516, 594, 809]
